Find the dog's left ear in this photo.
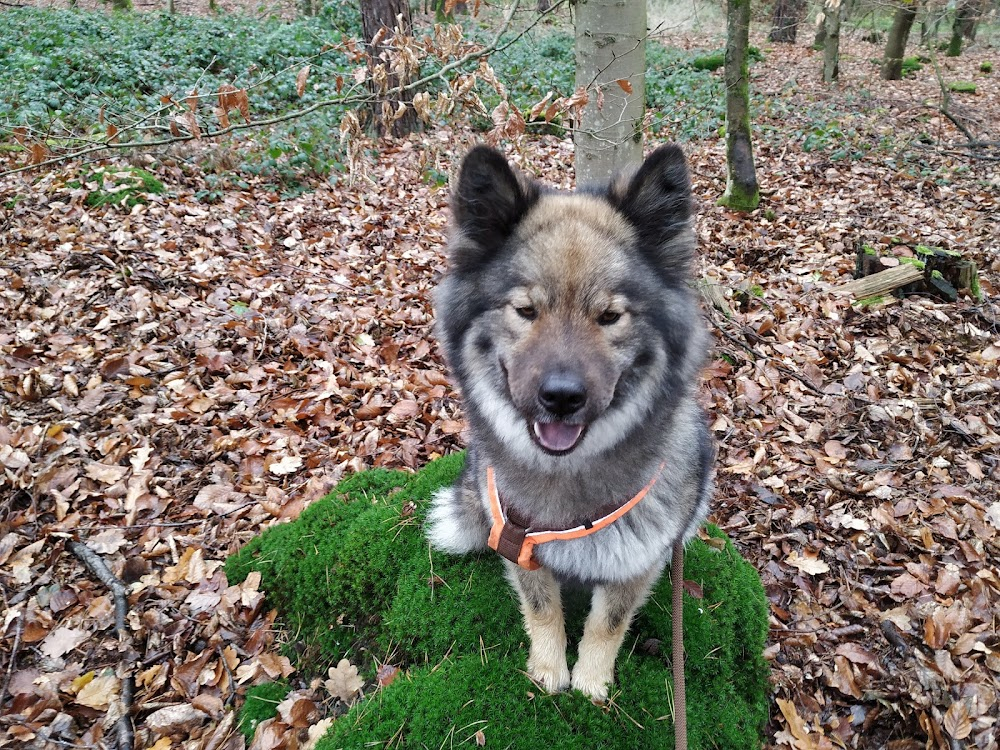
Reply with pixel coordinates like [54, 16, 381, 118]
[608, 144, 694, 279]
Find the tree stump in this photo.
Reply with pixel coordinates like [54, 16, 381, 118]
[839, 242, 981, 302]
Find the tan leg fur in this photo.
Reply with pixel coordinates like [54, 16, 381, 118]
[507, 564, 570, 693]
[572, 569, 658, 701]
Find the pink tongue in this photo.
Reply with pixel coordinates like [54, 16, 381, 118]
[534, 422, 584, 452]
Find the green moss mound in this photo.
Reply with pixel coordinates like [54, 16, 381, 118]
[226, 454, 770, 749]
[691, 46, 763, 72]
[901, 56, 923, 77]
[948, 81, 977, 93]
[239, 682, 290, 741]
[68, 166, 165, 208]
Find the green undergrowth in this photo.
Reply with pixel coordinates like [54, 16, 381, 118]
[225, 453, 770, 749]
[0, 7, 359, 130]
[0, 6, 356, 189]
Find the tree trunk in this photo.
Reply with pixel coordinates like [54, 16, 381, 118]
[947, 0, 979, 56]
[768, 0, 803, 43]
[814, 12, 827, 48]
[822, 0, 843, 82]
[361, 0, 419, 136]
[881, 2, 918, 80]
[964, 0, 985, 40]
[920, 4, 944, 47]
[573, 0, 646, 185]
[718, 0, 759, 212]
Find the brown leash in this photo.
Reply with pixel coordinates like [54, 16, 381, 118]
[672, 543, 687, 750]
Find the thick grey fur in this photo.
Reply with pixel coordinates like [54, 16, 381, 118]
[425, 144, 714, 698]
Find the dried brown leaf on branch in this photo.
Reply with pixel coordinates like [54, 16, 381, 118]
[296, 65, 311, 97]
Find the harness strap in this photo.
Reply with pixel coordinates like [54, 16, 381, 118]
[485, 464, 688, 749]
[486, 463, 664, 570]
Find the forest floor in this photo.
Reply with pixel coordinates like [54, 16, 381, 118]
[1, 5, 999, 749]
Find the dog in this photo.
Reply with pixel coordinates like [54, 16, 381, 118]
[426, 144, 714, 702]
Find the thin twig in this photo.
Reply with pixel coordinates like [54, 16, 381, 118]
[67, 540, 135, 750]
[0, 604, 24, 709]
[706, 307, 840, 400]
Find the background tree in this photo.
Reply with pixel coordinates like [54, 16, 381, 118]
[718, 0, 759, 211]
[881, 0, 918, 80]
[822, 0, 843, 82]
[573, 0, 646, 185]
[947, 0, 982, 55]
[768, 0, 804, 43]
[361, 0, 419, 136]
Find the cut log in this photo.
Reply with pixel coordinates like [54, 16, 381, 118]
[834, 264, 924, 299]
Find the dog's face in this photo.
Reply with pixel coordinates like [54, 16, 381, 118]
[436, 146, 701, 466]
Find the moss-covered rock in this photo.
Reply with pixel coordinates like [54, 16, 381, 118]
[226, 453, 770, 749]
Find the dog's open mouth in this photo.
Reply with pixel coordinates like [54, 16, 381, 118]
[532, 421, 585, 454]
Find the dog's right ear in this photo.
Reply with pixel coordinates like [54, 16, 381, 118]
[452, 146, 538, 260]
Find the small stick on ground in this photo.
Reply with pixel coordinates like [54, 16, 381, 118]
[68, 540, 136, 750]
[0, 599, 24, 710]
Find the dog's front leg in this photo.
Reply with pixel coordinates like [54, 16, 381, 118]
[506, 563, 570, 693]
[572, 568, 658, 702]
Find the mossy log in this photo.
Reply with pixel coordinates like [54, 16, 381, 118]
[841, 243, 980, 302]
[225, 453, 771, 750]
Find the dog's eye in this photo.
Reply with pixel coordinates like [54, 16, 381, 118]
[597, 310, 622, 326]
[515, 305, 537, 321]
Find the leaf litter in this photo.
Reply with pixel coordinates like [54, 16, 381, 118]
[0, 27, 999, 750]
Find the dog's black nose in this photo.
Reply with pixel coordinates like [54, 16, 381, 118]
[538, 372, 587, 416]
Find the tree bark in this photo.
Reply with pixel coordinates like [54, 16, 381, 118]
[947, 0, 980, 56]
[718, 0, 759, 212]
[768, 0, 803, 43]
[573, 0, 646, 185]
[822, 0, 843, 82]
[814, 13, 827, 48]
[881, 2, 918, 80]
[361, 0, 419, 136]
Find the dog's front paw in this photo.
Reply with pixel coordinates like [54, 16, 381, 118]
[528, 656, 571, 694]
[571, 663, 612, 702]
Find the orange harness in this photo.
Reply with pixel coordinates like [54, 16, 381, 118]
[486, 463, 665, 570]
